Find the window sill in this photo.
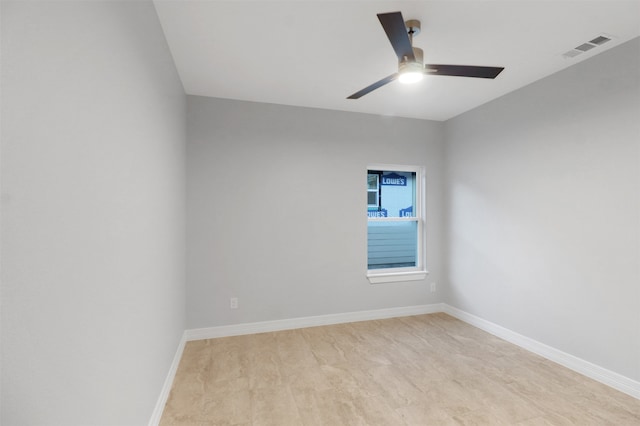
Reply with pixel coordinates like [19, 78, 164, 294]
[367, 270, 428, 284]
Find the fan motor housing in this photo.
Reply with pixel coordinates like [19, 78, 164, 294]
[399, 47, 424, 69]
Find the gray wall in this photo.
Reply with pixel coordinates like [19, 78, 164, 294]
[2, 2, 637, 422]
[187, 96, 445, 328]
[444, 37, 640, 381]
[1, 1, 186, 424]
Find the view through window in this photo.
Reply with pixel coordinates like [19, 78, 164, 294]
[367, 166, 423, 274]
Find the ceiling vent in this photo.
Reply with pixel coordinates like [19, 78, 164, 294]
[589, 35, 611, 45]
[575, 43, 596, 52]
[562, 34, 613, 59]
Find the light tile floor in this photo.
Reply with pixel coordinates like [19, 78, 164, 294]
[160, 313, 640, 425]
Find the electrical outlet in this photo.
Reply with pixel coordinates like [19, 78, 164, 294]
[230, 297, 238, 309]
[430, 282, 437, 293]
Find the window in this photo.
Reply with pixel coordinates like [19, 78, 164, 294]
[367, 165, 427, 283]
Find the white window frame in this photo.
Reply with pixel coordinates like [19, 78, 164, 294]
[367, 164, 428, 284]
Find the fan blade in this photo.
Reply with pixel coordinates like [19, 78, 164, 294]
[424, 64, 504, 79]
[377, 12, 415, 62]
[347, 73, 399, 99]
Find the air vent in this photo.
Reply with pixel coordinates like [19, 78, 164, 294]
[589, 35, 611, 45]
[562, 50, 583, 59]
[562, 34, 615, 59]
[575, 43, 596, 52]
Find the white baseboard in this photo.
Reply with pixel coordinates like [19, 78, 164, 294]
[148, 332, 187, 426]
[185, 303, 444, 341]
[442, 304, 640, 400]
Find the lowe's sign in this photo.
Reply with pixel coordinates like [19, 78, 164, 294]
[368, 209, 388, 218]
[381, 173, 407, 186]
[399, 206, 413, 217]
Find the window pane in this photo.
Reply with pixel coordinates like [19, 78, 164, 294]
[367, 191, 378, 206]
[367, 221, 417, 269]
[367, 174, 379, 190]
[367, 170, 415, 217]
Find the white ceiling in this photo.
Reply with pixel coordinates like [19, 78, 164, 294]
[153, 1, 640, 121]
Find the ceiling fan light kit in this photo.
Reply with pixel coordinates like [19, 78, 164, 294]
[348, 11, 505, 99]
[398, 47, 424, 84]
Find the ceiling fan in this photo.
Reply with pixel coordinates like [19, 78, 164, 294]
[347, 11, 505, 99]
